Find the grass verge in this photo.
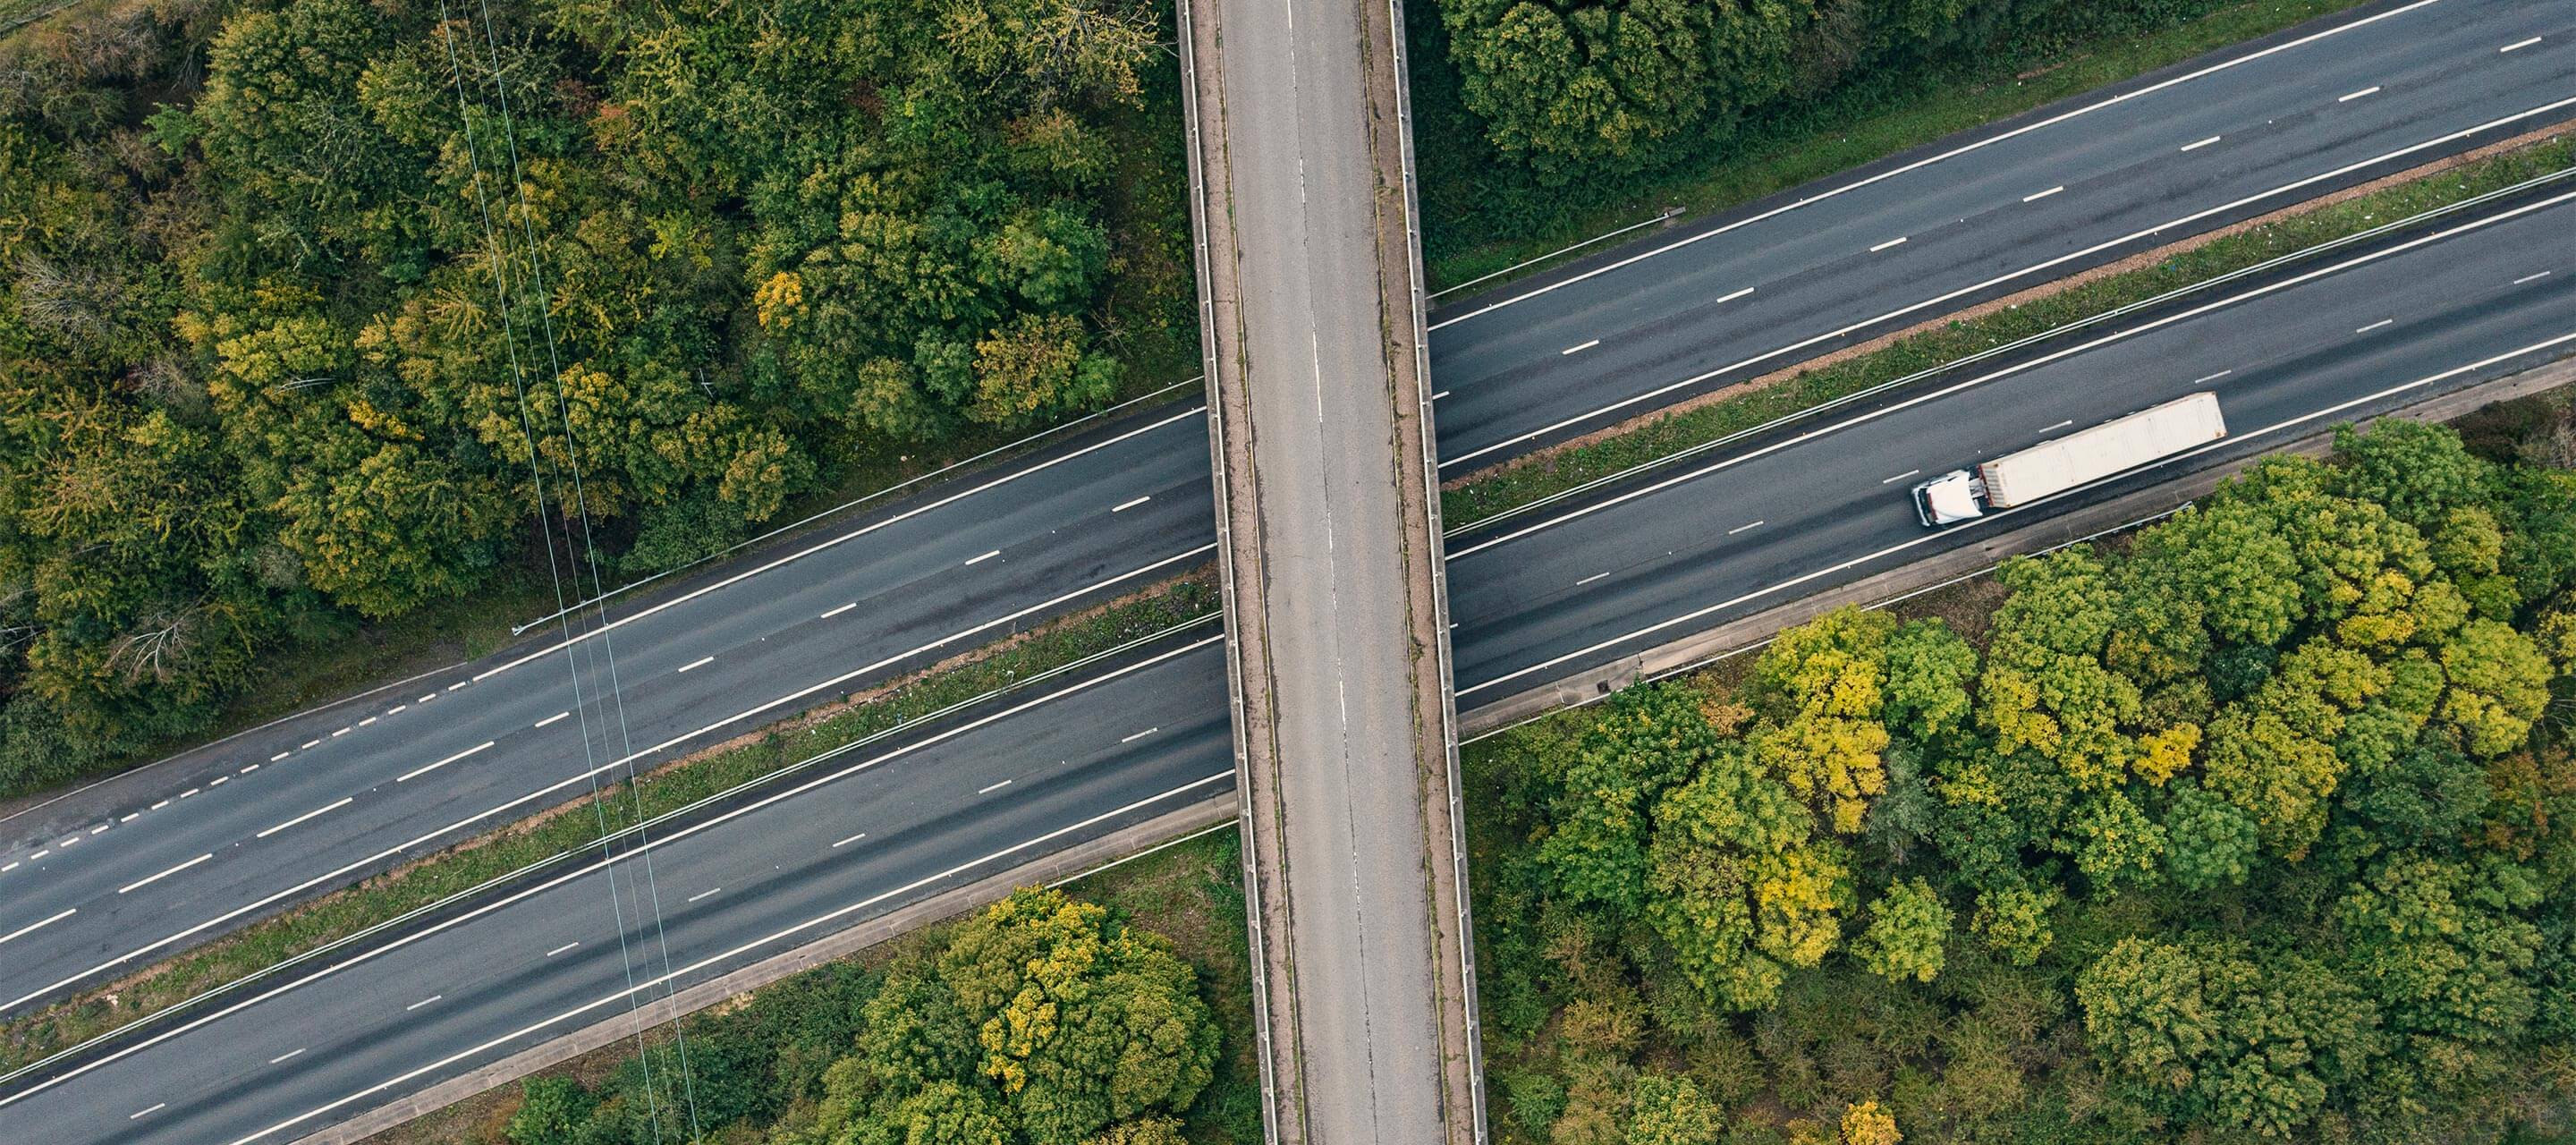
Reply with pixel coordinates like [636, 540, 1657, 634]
[0, 576, 1221, 1074]
[1441, 134, 2576, 530]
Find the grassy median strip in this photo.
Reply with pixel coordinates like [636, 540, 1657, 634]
[0, 577, 1220, 1074]
[1443, 135, 2576, 530]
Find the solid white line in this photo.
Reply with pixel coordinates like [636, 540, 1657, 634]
[255, 799, 352, 840]
[131, 1103, 165, 1119]
[819, 602, 857, 619]
[965, 550, 1001, 565]
[677, 656, 715, 674]
[403, 995, 440, 1012]
[2502, 36, 2541, 53]
[830, 832, 868, 848]
[2338, 85, 2381, 102]
[1, 581, 1220, 1016]
[1454, 329, 2576, 700]
[534, 711, 570, 729]
[472, 406, 1210, 684]
[1436, 94, 2576, 471]
[1575, 572, 1611, 587]
[1112, 496, 1152, 513]
[2022, 186, 2064, 203]
[1562, 340, 1600, 355]
[1727, 521, 1767, 535]
[1425, 0, 2447, 333]
[0, 909, 73, 947]
[397, 742, 493, 784]
[2042, 420, 2074, 432]
[268, 1048, 305, 1064]
[2356, 318, 2394, 333]
[2192, 369, 2235, 385]
[119, 853, 211, 895]
[1120, 727, 1161, 743]
[685, 887, 720, 903]
[1869, 236, 1909, 252]
[1880, 469, 1920, 485]
[546, 942, 580, 957]
[1445, 184, 2576, 560]
[979, 779, 1013, 795]
[2180, 135, 2222, 151]
[2515, 271, 2553, 284]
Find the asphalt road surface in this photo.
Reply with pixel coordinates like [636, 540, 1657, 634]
[5, 148, 2570, 1145]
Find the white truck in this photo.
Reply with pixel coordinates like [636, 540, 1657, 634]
[1911, 391, 2226, 527]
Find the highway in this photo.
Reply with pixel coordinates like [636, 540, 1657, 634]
[3, 0, 2563, 1022]
[5, 139, 2572, 1145]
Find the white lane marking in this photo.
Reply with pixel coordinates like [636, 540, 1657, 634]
[819, 602, 858, 619]
[208, 777, 226, 787]
[2503, 36, 2542, 53]
[446, 682, 467, 691]
[2515, 271, 2553, 284]
[240, 765, 258, 774]
[181, 770, 1237, 1145]
[2192, 369, 2235, 385]
[417, 694, 436, 704]
[179, 789, 198, 799]
[24, 850, 45, 860]
[131, 1103, 165, 1119]
[1713, 286, 1756, 307]
[685, 887, 721, 903]
[1431, 390, 1452, 400]
[269, 752, 289, 762]
[1727, 521, 1767, 536]
[2041, 420, 2074, 432]
[2356, 318, 2394, 333]
[1, 564, 1219, 1015]
[397, 741, 495, 784]
[1455, 329, 2576, 700]
[150, 801, 168, 810]
[677, 656, 715, 674]
[330, 727, 351, 738]
[58, 835, 78, 847]
[1426, 0, 2447, 333]
[978, 779, 1013, 795]
[965, 550, 1002, 565]
[1575, 572, 1611, 587]
[474, 406, 1209, 685]
[535, 711, 570, 729]
[403, 995, 441, 1012]
[1868, 236, 1909, 252]
[358, 717, 376, 727]
[1120, 726, 1161, 743]
[1880, 469, 1921, 484]
[387, 706, 406, 716]
[121, 813, 138, 822]
[1112, 496, 1152, 513]
[298, 740, 320, 751]
[830, 832, 868, 849]
[119, 853, 213, 895]
[255, 798, 353, 840]
[1438, 96, 2576, 471]
[2022, 186, 2064, 203]
[546, 942, 580, 957]
[269, 1048, 305, 1064]
[1562, 339, 1600, 355]
[0, 909, 74, 946]
[0, 862, 15, 873]
[2338, 85, 2381, 102]
[2180, 135, 2222, 151]
[1447, 184, 2576, 561]
[93, 821, 112, 831]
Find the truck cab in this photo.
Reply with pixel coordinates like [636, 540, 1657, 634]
[1911, 470, 1985, 527]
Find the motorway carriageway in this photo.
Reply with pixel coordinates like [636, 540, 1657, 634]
[0, 0, 2566, 1032]
[4, 131, 2573, 1145]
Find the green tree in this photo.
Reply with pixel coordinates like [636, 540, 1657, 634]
[2162, 781, 2259, 892]
[1624, 1073, 1724, 1144]
[1881, 618, 1977, 741]
[2436, 618, 2550, 757]
[1538, 683, 1719, 922]
[1851, 878, 1951, 983]
[1644, 742, 1852, 1010]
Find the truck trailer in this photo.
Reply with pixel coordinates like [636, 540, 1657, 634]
[1911, 391, 2226, 527]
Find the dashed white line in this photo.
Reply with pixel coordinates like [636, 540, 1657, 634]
[386, 705, 406, 716]
[1430, 390, 1451, 400]
[130, 1103, 165, 1120]
[24, 850, 44, 861]
[2180, 135, 2222, 151]
[2355, 318, 2394, 333]
[119, 853, 212, 895]
[2502, 36, 2542, 53]
[0, 862, 16, 873]
[446, 682, 468, 691]
[1880, 469, 1921, 484]
[58, 835, 79, 847]
[269, 752, 290, 762]
[255, 798, 352, 839]
[546, 942, 580, 957]
[2338, 85, 2381, 102]
[92, 821, 112, 831]
[330, 727, 351, 738]
[2021, 186, 2064, 203]
[179, 788, 198, 799]
[1727, 521, 1767, 536]
[208, 776, 226, 786]
[298, 740, 320, 751]
[149, 801, 168, 810]
[2515, 271, 2553, 284]
[269, 1048, 306, 1064]
[534, 711, 571, 729]
[0, 909, 75, 947]
[1574, 572, 1611, 587]
[121, 813, 138, 822]
[830, 832, 868, 849]
[685, 887, 721, 903]
[1713, 286, 1756, 307]
[2042, 419, 2075, 432]
[358, 717, 377, 727]
[978, 779, 1013, 795]
[417, 694, 436, 704]
[965, 550, 1002, 565]
[819, 602, 858, 619]
[1868, 236, 1909, 252]
[1562, 339, 1600, 355]
[403, 995, 442, 1012]
[1112, 496, 1152, 513]
[1120, 727, 1161, 743]
[2191, 369, 2235, 385]
[398, 741, 494, 783]
[677, 656, 715, 674]
[240, 764, 258, 774]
